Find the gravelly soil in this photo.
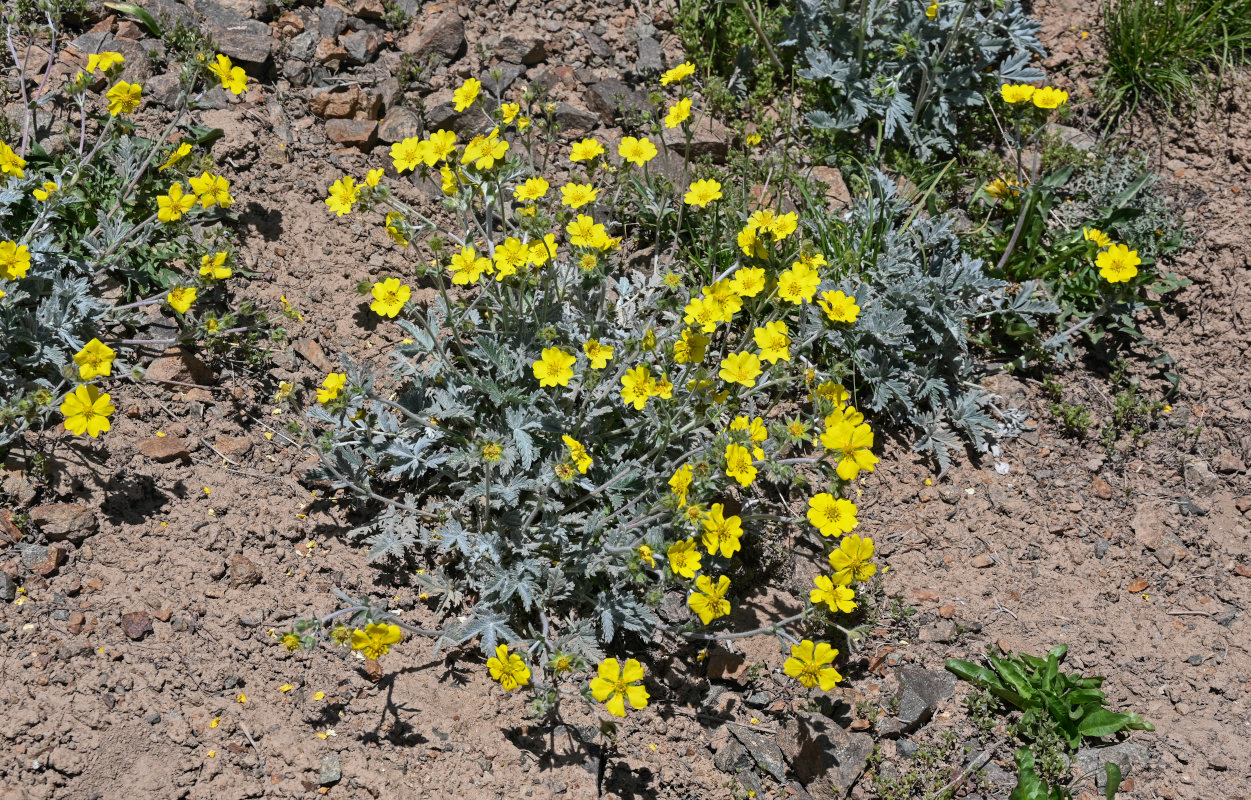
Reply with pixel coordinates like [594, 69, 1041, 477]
[1, 0, 1249, 798]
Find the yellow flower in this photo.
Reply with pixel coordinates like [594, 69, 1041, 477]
[481, 441, 503, 463]
[745, 132, 761, 146]
[667, 538, 702, 578]
[828, 534, 877, 583]
[350, 622, 403, 660]
[1032, 86, 1069, 109]
[281, 633, 300, 651]
[784, 640, 842, 690]
[723, 443, 757, 488]
[817, 290, 860, 324]
[493, 237, 530, 278]
[579, 253, 598, 271]
[816, 381, 850, 405]
[811, 575, 857, 613]
[820, 418, 878, 481]
[985, 176, 1021, 200]
[638, 545, 655, 567]
[767, 212, 798, 240]
[106, 81, 142, 115]
[440, 164, 461, 195]
[926, 1, 938, 19]
[364, 168, 384, 188]
[731, 267, 766, 298]
[324, 176, 359, 216]
[313, 691, 325, 700]
[777, 262, 821, 304]
[660, 61, 695, 86]
[563, 434, 593, 474]
[86, 51, 125, 73]
[529, 233, 558, 266]
[157, 182, 196, 223]
[737, 226, 768, 259]
[210, 717, 221, 728]
[190, 172, 233, 208]
[620, 365, 653, 409]
[0, 141, 26, 179]
[664, 97, 693, 128]
[754, 321, 791, 364]
[198, 250, 234, 281]
[514, 176, 549, 202]
[60, 385, 114, 437]
[532, 347, 576, 388]
[453, 77, 481, 112]
[461, 128, 510, 170]
[999, 83, 1037, 104]
[1083, 227, 1112, 248]
[208, 54, 247, 94]
[1096, 243, 1140, 283]
[589, 658, 649, 718]
[0, 240, 32, 280]
[167, 286, 197, 314]
[730, 415, 767, 444]
[32, 181, 57, 201]
[684, 178, 722, 208]
[486, 644, 531, 690]
[426, 129, 457, 163]
[370, 277, 411, 318]
[566, 214, 604, 247]
[449, 246, 492, 284]
[391, 137, 427, 173]
[718, 351, 762, 387]
[317, 372, 347, 404]
[688, 574, 731, 624]
[806, 493, 858, 536]
[669, 463, 693, 507]
[500, 102, 520, 124]
[618, 136, 657, 166]
[570, 138, 605, 162]
[560, 182, 598, 209]
[673, 328, 709, 365]
[73, 338, 116, 380]
[385, 212, 408, 246]
[159, 141, 192, 171]
[701, 503, 743, 557]
[583, 339, 614, 369]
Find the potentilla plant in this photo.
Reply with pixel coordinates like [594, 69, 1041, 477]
[292, 65, 884, 721]
[0, 10, 262, 450]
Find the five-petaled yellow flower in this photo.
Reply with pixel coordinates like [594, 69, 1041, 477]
[1083, 227, 1112, 248]
[60, 385, 114, 438]
[167, 286, 196, 314]
[664, 98, 693, 128]
[391, 137, 426, 173]
[754, 321, 791, 364]
[370, 277, 411, 318]
[0, 240, 32, 280]
[199, 251, 232, 280]
[999, 83, 1036, 104]
[514, 176, 549, 202]
[324, 176, 359, 216]
[453, 77, 481, 112]
[777, 262, 821, 304]
[618, 136, 657, 166]
[158, 183, 196, 223]
[784, 640, 842, 690]
[532, 347, 576, 388]
[209, 54, 248, 94]
[570, 138, 605, 162]
[486, 644, 531, 690]
[806, 493, 858, 536]
[723, 443, 757, 488]
[449, 246, 492, 284]
[159, 142, 192, 171]
[563, 434, 593, 473]
[317, 372, 347, 404]
[660, 62, 695, 86]
[828, 534, 877, 584]
[684, 178, 722, 208]
[667, 538, 702, 578]
[560, 182, 598, 209]
[719, 351, 762, 387]
[1096, 243, 1140, 283]
[0, 141, 26, 178]
[669, 463, 693, 507]
[820, 418, 878, 480]
[74, 338, 116, 380]
[350, 622, 402, 660]
[190, 172, 233, 208]
[86, 51, 125, 73]
[620, 365, 654, 409]
[583, 339, 614, 369]
[811, 575, 857, 613]
[701, 503, 743, 557]
[688, 574, 731, 624]
[589, 658, 649, 718]
[818, 290, 860, 325]
[106, 81, 143, 115]
[1032, 86, 1068, 109]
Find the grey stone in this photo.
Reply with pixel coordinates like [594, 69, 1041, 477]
[145, 70, 182, 108]
[378, 107, 422, 143]
[919, 620, 957, 643]
[140, 0, 197, 30]
[1095, 537, 1109, 558]
[67, 32, 111, 55]
[636, 36, 664, 76]
[551, 103, 599, 135]
[341, 30, 379, 65]
[713, 734, 754, 774]
[1045, 122, 1096, 151]
[731, 728, 787, 782]
[493, 31, 546, 65]
[1075, 742, 1149, 789]
[399, 11, 466, 63]
[288, 30, 317, 61]
[20, 544, 49, 570]
[319, 754, 341, 785]
[584, 32, 612, 59]
[317, 5, 346, 40]
[210, 21, 274, 71]
[1183, 460, 1217, 492]
[586, 78, 649, 124]
[480, 62, 526, 96]
[895, 667, 957, 733]
[778, 712, 873, 797]
[662, 114, 731, 162]
[0, 573, 15, 602]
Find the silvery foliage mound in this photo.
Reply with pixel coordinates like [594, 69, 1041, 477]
[786, 0, 1045, 155]
[814, 171, 1057, 470]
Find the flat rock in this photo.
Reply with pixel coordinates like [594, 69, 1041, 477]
[662, 114, 730, 162]
[894, 667, 957, 732]
[137, 436, 192, 463]
[29, 504, 97, 544]
[636, 35, 664, 77]
[778, 712, 873, 797]
[490, 30, 546, 65]
[1075, 742, 1149, 789]
[139, 0, 197, 30]
[122, 611, 154, 640]
[0, 573, 15, 602]
[208, 21, 273, 71]
[292, 338, 334, 372]
[309, 84, 363, 119]
[399, 11, 465, 63]
[551, 103, 599, 136]
[811, 166, 852, 208]
[585, 78, 649, 125]
[228, 553, 262, 588]
[730, 728, 787, 782]
[325, 118, 378, 150]
[214, 435, 252, 459]
[378, 107, 422, 143]
[145, 348, 214, 385]
[319, 753, 341, 785]
[341, 29, 379, 65]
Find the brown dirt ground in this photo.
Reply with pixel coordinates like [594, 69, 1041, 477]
[2, 0, 1250, 798]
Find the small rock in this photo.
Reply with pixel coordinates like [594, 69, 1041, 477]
[0, 573, 16, 602]
[145, 70, 182, 109]
[492, 30, 546, 65]
[214, 435, 252, 459]
[1075, 742, 1149, 789]
[2, 470, 36, 506]
[29, 544, 67, 577]
[292, 338, 334, 372]
[137, 436, 192, 463]
[777, 712, 873, 798]
[706, 650, 748, 684]
[585, 78, 650, 125]
[919, 620, 957, 643]
[122, 611, 154, 641]
[662, 114, 730, 162]
[209, 22, 273, 71]
[480, 62, 526, 96]
[378, 107, 422, 143]
[145, 348, 213, 385]
[315, 37, 350, 67]
[66, 612, 85, 635]
[29, 504, 97, 544]
[970, 554, 994, 568]
[713, 731, 754, 774]
[730, 728, 787, 782]
[228, 553, 262, 588]
[636, 36, 664, 76]
[340, 29, 379, 65]
[551, 103, 600, 135]
[325, 119, 377, 149]
[309, 85, 362, 118]
[351, 0, 385, 19]
[895, 667, 957, 732]
[1214, 452, 1246, 474]
[20, 543, 49, 570]
[319, 754, 341, 785]
[1095, 537, 1110, 559]
[811, 166, 852, 208]
[1092, 476, 1114, 500]
[1183, 460, 1217, 492]
[398, 11, 466, 63]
